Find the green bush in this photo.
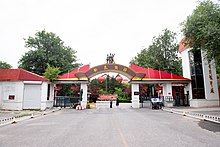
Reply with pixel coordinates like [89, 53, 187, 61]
[118, 97, 131, 103]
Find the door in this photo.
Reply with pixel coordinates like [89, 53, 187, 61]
[23, 84, 41, 109]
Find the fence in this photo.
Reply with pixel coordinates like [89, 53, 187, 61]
[165, 109, 220, 124]
[54, 96, 80, 108]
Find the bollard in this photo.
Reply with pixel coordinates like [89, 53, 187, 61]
[30, 114, 34, 118]
[12, 117, 16, 124]
[183, 111, 186, 116]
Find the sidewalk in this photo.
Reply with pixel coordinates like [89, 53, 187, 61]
[0, 107, 61, 127]
[163, 106, 220, 124]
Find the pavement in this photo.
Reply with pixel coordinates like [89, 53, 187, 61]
[163, 106, 220, 124]
[1, 106, 220, 126]
[0, 107, 61, 126]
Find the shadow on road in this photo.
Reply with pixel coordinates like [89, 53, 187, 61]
[198, 120, 220, 133]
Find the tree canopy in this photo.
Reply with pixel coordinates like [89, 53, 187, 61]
[181, 0, 220, 67]
[18, 30, 80, 75]
[130, 29, 182, 75]
[43, 64, 61, 81]
[0, 61, 12, 69]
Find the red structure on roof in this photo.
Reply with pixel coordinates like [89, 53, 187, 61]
[0, 69, 48, 81]
[129, 64, 189, 81]
[57, 64, 90, 80]
[57, 63, 189, 81]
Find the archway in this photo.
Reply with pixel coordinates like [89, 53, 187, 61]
[55, 63, 190, 109]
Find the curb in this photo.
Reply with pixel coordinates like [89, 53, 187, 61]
[0, 107, 61, 127]
[163, 108, 220, 124]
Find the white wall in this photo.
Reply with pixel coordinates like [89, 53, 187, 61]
[0, 81, 24, 110]
[41, 82, 47, 110]
[201, 51, 219, 101]
[47, 83, 54, 108]
[162, 83, 173, 107]
[0, 84, 2, 108]
[181, 48, 191, 79]
[40, 82, 54, 110]
[131, 83, 139, 108]
[80, 83, 88, 109]
[180, 49, 193, 101]
[180, 49, 219, 107]
[0, 81, 55, 110]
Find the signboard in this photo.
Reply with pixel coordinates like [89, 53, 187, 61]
[134, 92, 139, 95]
[75, 64, 146, 80]
[8, 95, 15, 100]
[165, 96, 173, 102]
[85, 64, 136, 78]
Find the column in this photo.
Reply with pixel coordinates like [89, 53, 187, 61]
[163, 83, 173, 107]
[131, 83, 140, 108]
[80, 83, 88, 109]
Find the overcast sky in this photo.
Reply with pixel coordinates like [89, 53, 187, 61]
[0, 0, 198, 68]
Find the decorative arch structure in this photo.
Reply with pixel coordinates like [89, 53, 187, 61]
[75, 64, 145, 80]
[55, 63, 190, 109]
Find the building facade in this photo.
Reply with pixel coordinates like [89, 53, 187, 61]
[0, 69, 54, 110]
[179, 39, 219, 107]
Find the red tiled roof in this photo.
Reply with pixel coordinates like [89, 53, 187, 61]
[130, 64, 189, 80]
[58, 68, 78, 79]
[79, 64, 90, 72]
[57, 64, 90, 79]
[0, 69, 48, 81]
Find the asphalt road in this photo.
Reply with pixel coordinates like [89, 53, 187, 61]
[0, 108, 220, 147]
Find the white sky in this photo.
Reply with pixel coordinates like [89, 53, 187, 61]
[0, 0, 198, 68]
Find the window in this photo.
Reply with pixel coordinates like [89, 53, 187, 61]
[189, 51, 205, 99]
[47, 84, 50, 100]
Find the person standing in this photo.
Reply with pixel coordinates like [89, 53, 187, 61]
[110, 98, 113, 108]
[116, 97, 119, 107]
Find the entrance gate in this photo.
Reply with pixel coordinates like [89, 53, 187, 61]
[55, 62, 190, 109]
[54, 96, 80, 108]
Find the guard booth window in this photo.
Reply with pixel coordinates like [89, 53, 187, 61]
[47, 84, 50, 100]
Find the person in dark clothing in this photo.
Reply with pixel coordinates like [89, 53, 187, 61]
[116, 97, 119, 107]
[110, 98, 113, 108]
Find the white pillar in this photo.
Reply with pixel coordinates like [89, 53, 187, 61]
[201, 51, 219, 106]
[80, 83, 88, 109]
[131, 83, 140, 108]
[163, 83, 173, 107]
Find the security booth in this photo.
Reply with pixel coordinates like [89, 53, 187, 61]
[0, 69, 54, 110]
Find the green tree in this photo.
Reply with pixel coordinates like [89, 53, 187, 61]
[0, 61, 12, 69]
[18, 30, 80, 75]
[43, 64, 61, 81]
[181, 0, 220, 68]
[130, 29, 182, 75]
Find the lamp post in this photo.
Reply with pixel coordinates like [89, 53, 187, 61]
[97, 75, 108, 92]
[97, 74, 123, 92]
[105, 75, 108, 92]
